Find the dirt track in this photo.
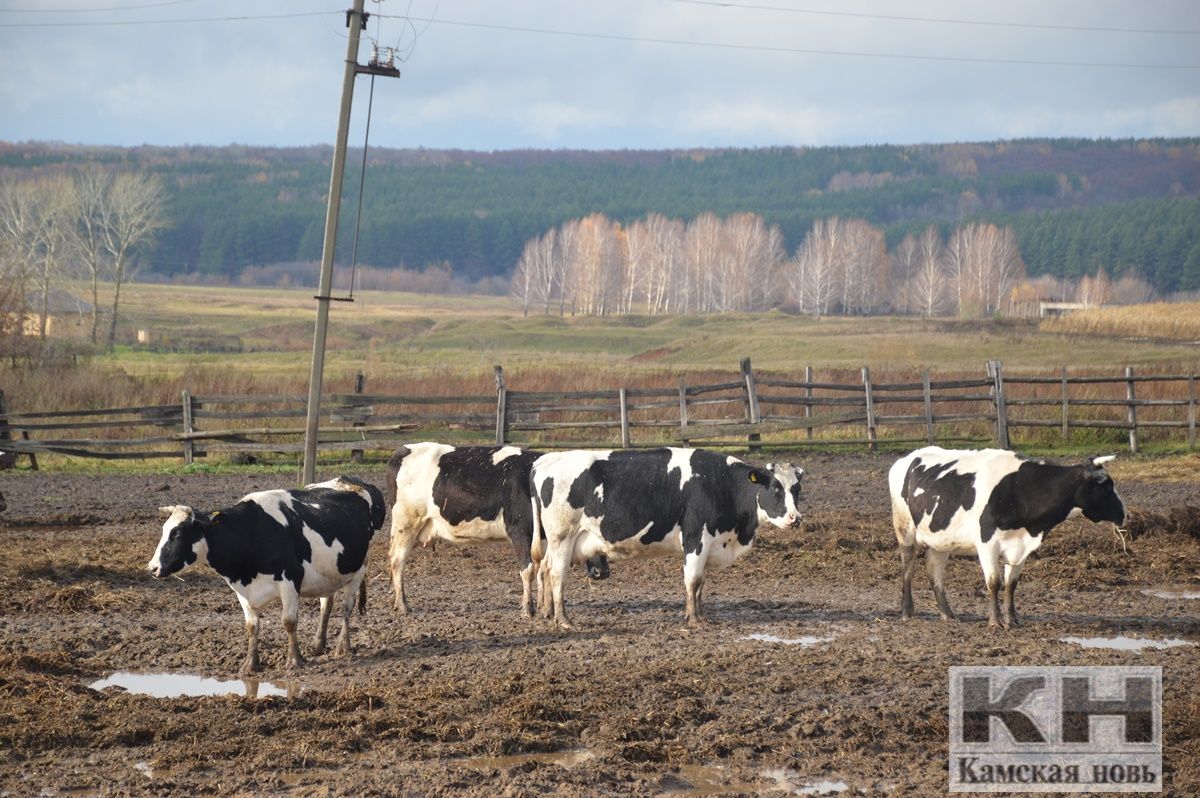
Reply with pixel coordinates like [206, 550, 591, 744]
[1, 453, 1197, 796]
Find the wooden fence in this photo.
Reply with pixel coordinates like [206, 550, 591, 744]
[1, 359, 1198, 466]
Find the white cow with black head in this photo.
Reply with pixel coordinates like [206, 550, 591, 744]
[889, 446, 1125, 628]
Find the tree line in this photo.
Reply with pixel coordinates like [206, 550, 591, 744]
[2, 139, 1197, 296]
[0, 168, 167, 350]
[511, 212, 1155, 318]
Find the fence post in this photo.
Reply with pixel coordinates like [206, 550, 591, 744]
[1060, 366, 1069, 440]
[494, 365, 508, 446]
[1189, 374, 1196, 450]
[922, 371, 934, 444]
[350, 372, 366, 464]
[678, 378, 689, 444]
[987, 360, 1010, 449]
[181, 390, 195, 465]
[861, 366, 876, 452]
[740, 357, 761, 452]
[1126, 366, 1138, 454]
[618, 388, 631, 448]
[805, 365, 814, 441]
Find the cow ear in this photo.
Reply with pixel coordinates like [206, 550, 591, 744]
[765, 462, 776, 472]
[209, 511, 222, 523]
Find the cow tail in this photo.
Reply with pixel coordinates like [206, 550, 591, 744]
[529, 491, 545, 565]
[384, 445, 410, 514]
[358, 576, 368, 618]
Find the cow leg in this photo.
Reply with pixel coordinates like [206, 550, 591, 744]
[312, 596, 333, 654]
[1003, 562, 1024, 628]
[238, 597, 261, 674]
[925, 549, 956, 621]
[899, 544, 917, 619]
[537, 558, 554, 620]
[519, 562, 536, 619]
[977, 547, 1004, 629]
[335, 571, 364, 657]
[548, 544, 573, 630]
[280, 585, 305, 668]
[683, 550, 709, 625]
[511, 521, 537, 619]
[388, 518, 419, 614]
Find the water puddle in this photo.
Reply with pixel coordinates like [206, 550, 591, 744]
[457, 750, 594, 771]
[741, 632, 836, 647]
[1060, 636, 1195, 652]
[88, 671, 298, 699]
[763, 768, 849, 795]
[652, 764, 758, 795]
[1140, 585, 1200, 600]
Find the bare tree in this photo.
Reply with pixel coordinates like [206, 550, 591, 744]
[0, 178, 41, 337]
[100, 172, 167, 350]
[839, 218, 889, 315]
[788, 217, 843, 317]
[70, 165, 113, 342]
[1076, 267, 1112, 306]
[891, 233, 919, 314]
[945, 222, 1025, 317]
[907, 225, 947, 318]
[642, 214, 684, 314]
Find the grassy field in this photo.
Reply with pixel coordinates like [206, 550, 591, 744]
[101, 284, 1200, 385]
[6, 284, 1200, 465]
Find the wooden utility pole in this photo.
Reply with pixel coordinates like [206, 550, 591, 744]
[301, 0, 400, 484]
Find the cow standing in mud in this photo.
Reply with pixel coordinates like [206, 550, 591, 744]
[385, 443, 608, 618]
[889, 446, 1126, 628]
[530, 447, 803, 628]
[147, 476, 386, 672]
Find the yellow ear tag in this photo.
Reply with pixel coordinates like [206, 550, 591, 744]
[749, 472, 759, 483]
[210, 511, 221, 523]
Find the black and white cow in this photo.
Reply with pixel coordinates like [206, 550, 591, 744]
[385, 442, 609, 618]
[889, 446, 1126, 629]
[530, 447, 804, 628]
[147, 476, 386, 672]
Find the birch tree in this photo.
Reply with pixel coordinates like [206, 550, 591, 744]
[101, 172, 167, 350]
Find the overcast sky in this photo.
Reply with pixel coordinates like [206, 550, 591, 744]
[2, 0, 1198, 151]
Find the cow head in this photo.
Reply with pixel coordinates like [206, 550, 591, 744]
[749, 463, 804, 529]
[147, 505, 211, 579]
[584, 554, 611, 580]
[1075, 456, 1126, 526]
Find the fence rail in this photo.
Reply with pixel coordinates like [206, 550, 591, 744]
[1, 359, 1198, 466]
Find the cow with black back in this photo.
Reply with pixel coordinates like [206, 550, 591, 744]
[890, 446, 1126, 629]
[147, 476, 386, 672]
[385, 442, 609, 618]
[530, 447, 804, 629]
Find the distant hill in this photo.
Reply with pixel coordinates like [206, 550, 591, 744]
[2, 138, 1198, 292]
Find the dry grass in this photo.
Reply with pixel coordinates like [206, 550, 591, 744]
[1041, 301, 1200, 341]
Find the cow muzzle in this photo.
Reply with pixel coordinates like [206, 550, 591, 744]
[783, 513, 802, 529]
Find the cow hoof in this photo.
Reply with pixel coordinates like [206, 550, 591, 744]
[334, 644, 350, 658]
[556, 619, 573, 631]
[900, 611, 914, 621]
[311, 640, 327, 656]
[1007, 614, 1023, 628]
[987, 619, 1004, 629]
[286, 654, 306, 670]
[939, 613, 958, 622]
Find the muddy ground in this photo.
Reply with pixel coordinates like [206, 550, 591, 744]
[0, 453, 1197, 797]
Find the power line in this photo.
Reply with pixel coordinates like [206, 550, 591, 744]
[0, 10, 337, 27]
[3, 0, 202, 12]
[380, 14, 1200, 70]
[670, 0, 1200, 37]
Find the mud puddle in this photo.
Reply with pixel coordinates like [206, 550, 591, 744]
[1060, 635, 1195, 651]
[1140, 585, 1200, 600]
[88, 671, 298, 699]
[741, 631, 837, 647]
[458, 750, 595, 771]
